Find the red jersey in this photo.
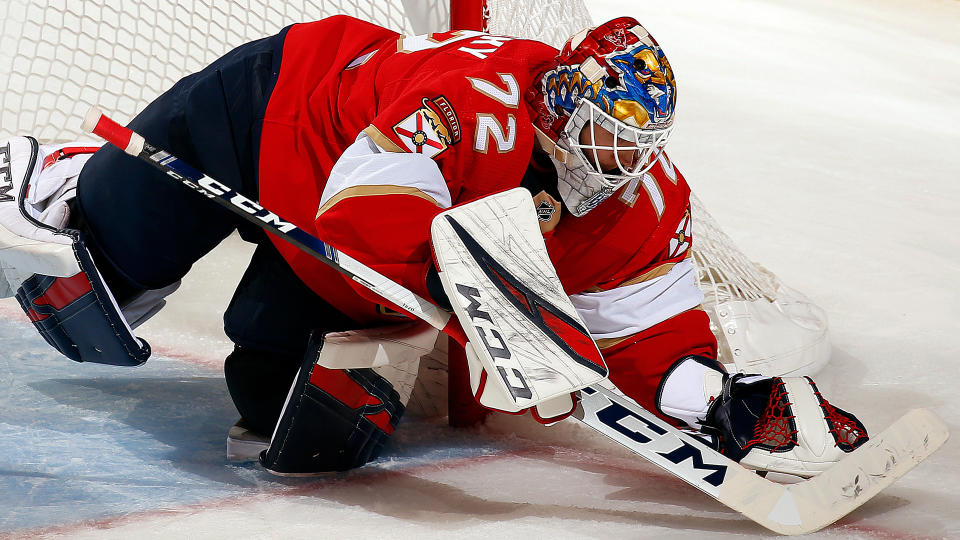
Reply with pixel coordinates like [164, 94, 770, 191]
[545, 152, 717, 422]
[257, 16, 556, 323]
[256, 16, 715, 425]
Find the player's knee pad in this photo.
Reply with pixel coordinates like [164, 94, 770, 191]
[1, 136, 174, 366]
[260, 333, 406, 475]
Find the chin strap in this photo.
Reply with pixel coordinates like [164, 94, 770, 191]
[533, 126, 573, 166]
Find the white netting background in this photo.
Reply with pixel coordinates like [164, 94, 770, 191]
[0, 0, 433, 142]
[690, 195, 830, 375]
[0, 0, 828, 375]
[485, 0, 593, 48]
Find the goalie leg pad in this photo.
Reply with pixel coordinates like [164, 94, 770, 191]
[315, 322, 440, 408]
[260, 334, 405, 475]
[14, 232, 152, 366]
[1, 136, 153, 366]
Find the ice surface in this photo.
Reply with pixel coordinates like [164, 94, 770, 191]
[1, 0, 958, 537]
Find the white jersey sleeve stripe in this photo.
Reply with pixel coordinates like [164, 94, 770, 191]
[318, 132, 452, 215]
[569, 259, 703, 340]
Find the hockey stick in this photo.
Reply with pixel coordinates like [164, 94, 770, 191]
[82, 108, 948, 535]
[80, 108, 451, 332]
[577, 386, 946, 534]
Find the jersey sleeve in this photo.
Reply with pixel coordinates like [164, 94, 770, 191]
[313, 133, 449, 308]
[568, 256, 718, 426]
[599, 308, 718, 427]
[551, 153, 718, 425]
[315, 62, 540, 309]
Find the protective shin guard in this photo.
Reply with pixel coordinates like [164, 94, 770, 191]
[260, 334, 405, 475]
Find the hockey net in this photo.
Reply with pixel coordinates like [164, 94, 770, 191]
[0, 0, 828, 379]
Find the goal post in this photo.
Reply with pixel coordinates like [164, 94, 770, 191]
[0, 0, 830, 390]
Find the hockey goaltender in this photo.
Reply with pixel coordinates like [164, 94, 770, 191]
[0, 14, 946, 534]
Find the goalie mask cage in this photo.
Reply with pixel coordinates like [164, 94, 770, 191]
[0, 0, 829, 377]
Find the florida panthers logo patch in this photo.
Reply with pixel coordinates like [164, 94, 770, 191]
[393, 96, 461, 159]
[669, 207, 692, 258]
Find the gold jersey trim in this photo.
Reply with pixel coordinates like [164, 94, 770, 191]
[317, 185, 442, 219]
[594, 335, 633, 350]
[362, 125, 405, 153]
[584, 252, 693, 293]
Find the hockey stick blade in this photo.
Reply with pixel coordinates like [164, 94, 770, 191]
[82, 107, 948, 534]
[576, 385, 948, 535]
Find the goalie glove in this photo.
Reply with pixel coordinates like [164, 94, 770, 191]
[704, 373, 869, 477]
[431, 188, 607, 418]
[657, 356, 869, 477]
[0, 136, 175, 366]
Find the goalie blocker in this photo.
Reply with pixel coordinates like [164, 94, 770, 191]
[431, 188, 607, 422]
[0, 136, 174, 366]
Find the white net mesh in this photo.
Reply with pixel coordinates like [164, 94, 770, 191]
[690, 195, 780, 305]
[0, 0, 426, 142]
[485, 0, 594, 47]
[0, 0, 828, 376]
[0, 0, 596, 144]
[690, 193, 830, 376]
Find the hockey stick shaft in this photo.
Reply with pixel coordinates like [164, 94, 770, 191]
[81, 108, 451, 331]
[82, 107, 947, 535]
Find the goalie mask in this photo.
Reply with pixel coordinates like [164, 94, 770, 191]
[530, 17, 677, 216]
